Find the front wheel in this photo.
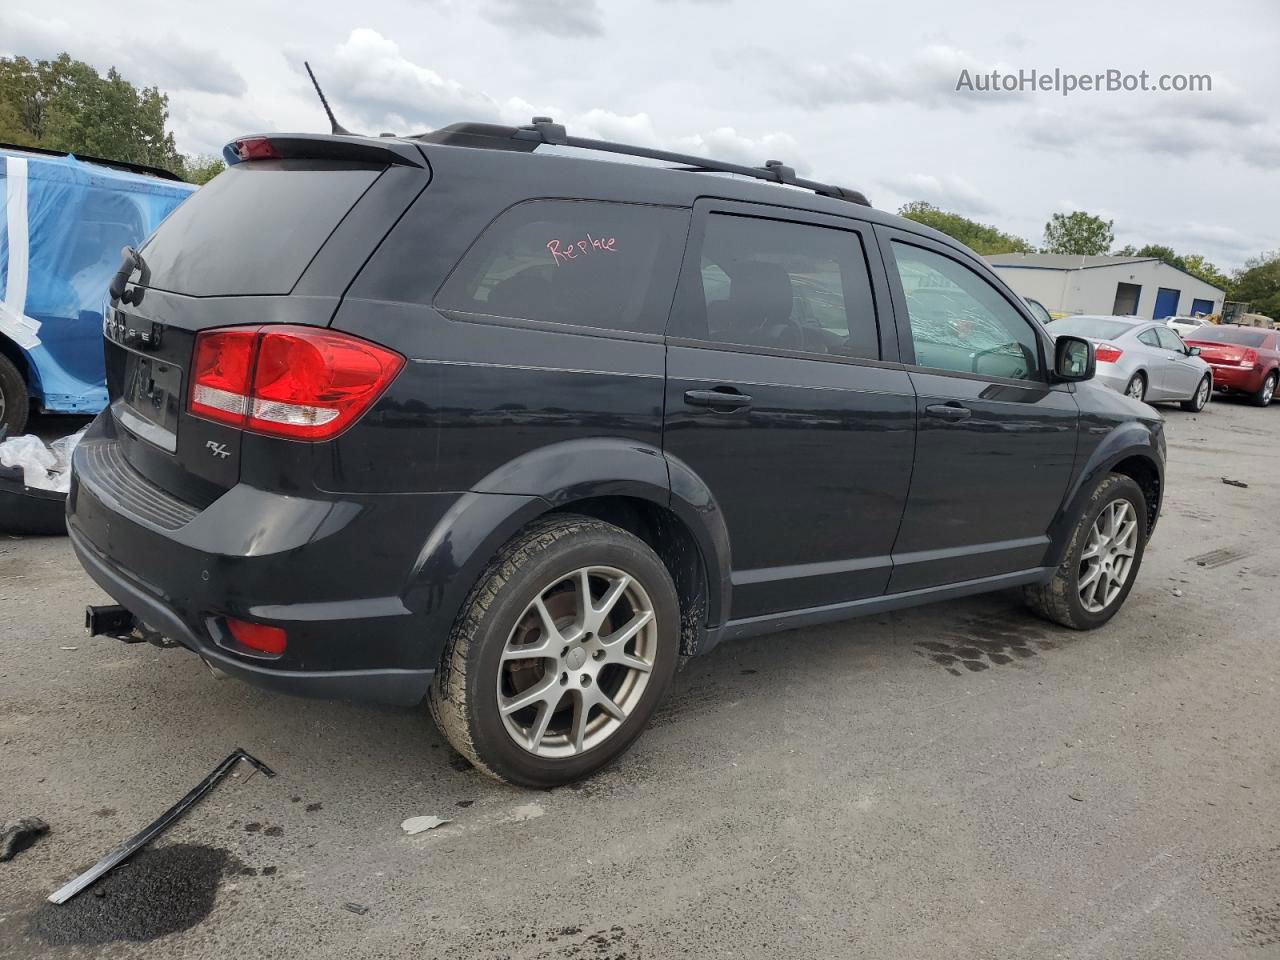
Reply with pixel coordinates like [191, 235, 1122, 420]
[1251, 371, 1277, 407]
[428, 515, 681, 788]
[1024, 474, 1148, 630]
[1181, 374, 1211, 412]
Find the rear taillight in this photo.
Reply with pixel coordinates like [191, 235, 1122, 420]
[232, 137, 282, 161]
[1094, 343, 1123, 363]
[1241, 348, 1259, 368]
[188, 325, 404, 440]
[226, 617, 287, 656]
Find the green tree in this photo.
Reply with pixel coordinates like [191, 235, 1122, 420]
[1231, 251, 1280, 319]
[181, 154, 225, 185]
[1132, 243, 1187, 271]
[0, 53, 184, 176]
[1043, 211, 1114, 256]
[897, 202, 1035, 256]
[1181, 254, 1230, 291]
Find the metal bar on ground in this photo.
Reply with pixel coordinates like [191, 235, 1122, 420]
[47, 748, 276, 904]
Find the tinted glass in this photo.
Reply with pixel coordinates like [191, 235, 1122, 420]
[1154, 327, 1185, 351]
[891, 243, 1041, 380]
[437, 200, 688, 335]
[1025, 298, 1053, 325]
[140, 161, 380, 296]
[674, 214, 879, 359]
[1137, 329, 1160, 347]
[1186, 326, 1270, 347]
[1052, 316, 1135, 341]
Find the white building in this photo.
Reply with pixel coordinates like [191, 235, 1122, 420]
[985, 254, 1225, 319]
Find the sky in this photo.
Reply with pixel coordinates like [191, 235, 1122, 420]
[2, 0, 1277, 269]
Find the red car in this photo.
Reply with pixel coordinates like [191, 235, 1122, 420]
[1184, 325, 1280, 406]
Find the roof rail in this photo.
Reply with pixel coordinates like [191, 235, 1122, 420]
[417, 118, 870, 207]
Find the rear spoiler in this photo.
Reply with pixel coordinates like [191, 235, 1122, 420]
[222, 134, 424, 168]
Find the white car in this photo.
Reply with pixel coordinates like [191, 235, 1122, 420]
[1166, 315, 1209, 338]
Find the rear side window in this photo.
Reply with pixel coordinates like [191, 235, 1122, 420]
[436, 200, 689, 335]
[140, 161, 380, 297]
[672, 214, 880, 359]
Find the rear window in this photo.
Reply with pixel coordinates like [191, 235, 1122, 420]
[1187, 326, 1269, 347]
[436, 200, 689, 335]
[139, 161, 380, 296]
[1052, 317, 1133, 340]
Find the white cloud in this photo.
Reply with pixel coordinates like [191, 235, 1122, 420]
[779, 45, 1025, 111]
[482, 0, 605, 37]
[880, 173, 995, 216]
[0, 10, 245, 96]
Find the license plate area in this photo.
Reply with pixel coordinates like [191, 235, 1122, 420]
[119, 353, 182, 453]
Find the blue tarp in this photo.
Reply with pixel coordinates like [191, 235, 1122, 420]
[0, 149, 195, 413]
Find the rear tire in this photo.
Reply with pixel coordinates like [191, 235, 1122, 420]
[1124, 373, 1146, 403]
[1024, 473, 1148, 630]
[0, 352, 29, 435]
[1181, 374, 1211, 412]
[1251, 371, 1276, 407]
[428, 515, 680, 788]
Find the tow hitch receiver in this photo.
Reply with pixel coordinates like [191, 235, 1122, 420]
[85, 605, 174, 647]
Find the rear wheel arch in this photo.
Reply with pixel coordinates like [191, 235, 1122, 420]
[544, 495, 712, 657]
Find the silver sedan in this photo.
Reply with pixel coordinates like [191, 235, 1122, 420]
[1051, 315, 1213, 410]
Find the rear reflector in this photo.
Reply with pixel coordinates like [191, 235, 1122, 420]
[1094, 343, 1123, 363]
[188, 325, 404, 440]
[226, 618, 287, 656]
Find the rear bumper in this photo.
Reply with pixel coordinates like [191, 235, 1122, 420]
[1207, 364, 1262, 392]
[65, 414, 466, 705]
[70, 526, 432, 704]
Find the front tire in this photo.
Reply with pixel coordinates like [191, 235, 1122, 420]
[1024, 474, 1148, 630]
[0, 352, 29, 435]
[1251, 371, 1276, 407]
[428, 515, 681, 788]
[1181, 374, 1211, 412]
[1124, 373, 1147, 403]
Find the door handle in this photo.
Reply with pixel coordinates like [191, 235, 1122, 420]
[925, 402, 972, 420]
[684, 388, 752, 411]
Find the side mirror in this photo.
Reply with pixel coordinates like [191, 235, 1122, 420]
[1187, 346, 1201, 357]
[1053, 335, 1095, 382]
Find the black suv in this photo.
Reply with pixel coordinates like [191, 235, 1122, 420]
[69, 119, 1164, 786]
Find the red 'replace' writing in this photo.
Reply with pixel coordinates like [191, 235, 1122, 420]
[547, 233, 618, 265]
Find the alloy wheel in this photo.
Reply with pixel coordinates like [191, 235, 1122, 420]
[1195, 378, 1210, 409]
[1078, 500, 1139, 613]
[1264, 376, 1275, 405]
[496, 566, 657, 758]
[1126, 376, 1145, 401]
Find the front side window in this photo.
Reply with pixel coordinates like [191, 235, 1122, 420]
[674, 214, 880, 360]
[891, 242, 1042, 380]
[436, 200, 688, 335]
[1154, 327, 1186, 352]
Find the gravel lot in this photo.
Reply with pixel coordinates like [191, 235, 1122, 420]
[2, 396, 1278, 959]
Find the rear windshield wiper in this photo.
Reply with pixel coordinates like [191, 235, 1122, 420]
[108, 246, 150, 305]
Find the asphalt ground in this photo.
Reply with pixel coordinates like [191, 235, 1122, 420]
[2, 393, 1278, 959]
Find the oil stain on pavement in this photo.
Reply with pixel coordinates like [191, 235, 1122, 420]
[914, 612, 1057, 676]
[28, 844, 228, 946]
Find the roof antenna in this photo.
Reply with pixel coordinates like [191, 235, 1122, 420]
[304, 61, 353, 136]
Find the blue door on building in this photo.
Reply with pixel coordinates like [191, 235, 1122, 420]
[1190, 297, 1214, 316]
[1154, 287, 1181, 319]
